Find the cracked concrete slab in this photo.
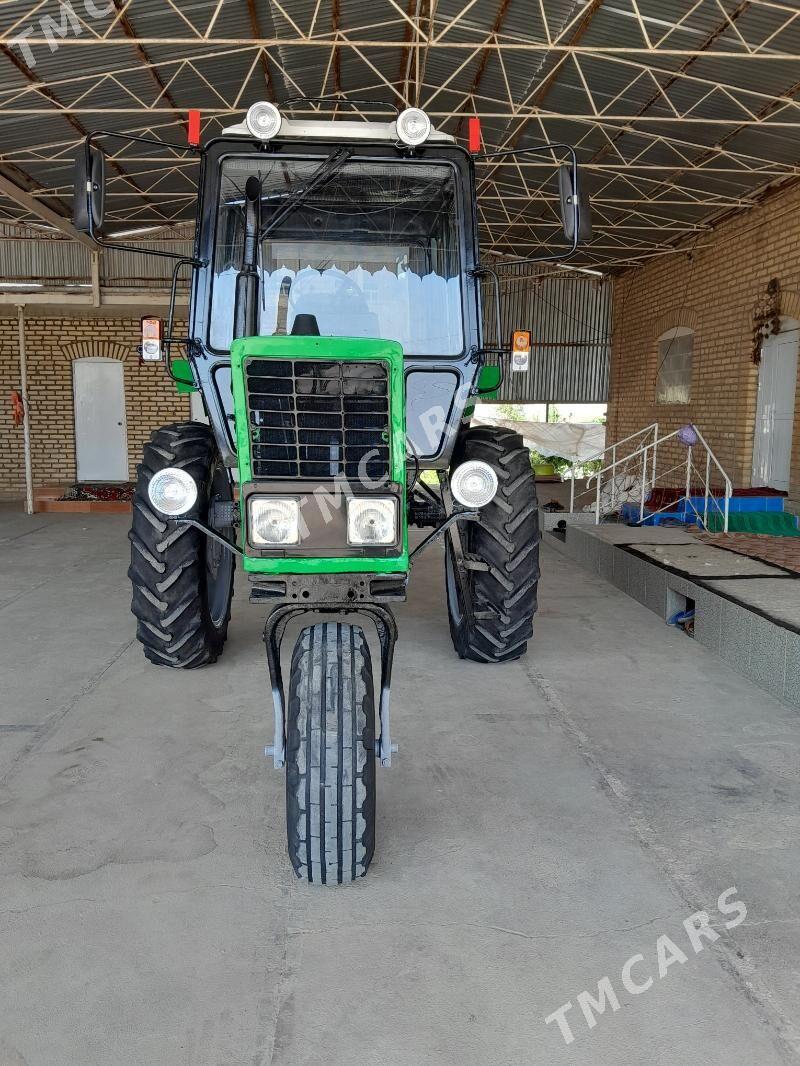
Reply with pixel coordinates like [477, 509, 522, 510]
[566, 524, 698, 545]
[628, 541, 787, 578]
[705, 577, 800, 628]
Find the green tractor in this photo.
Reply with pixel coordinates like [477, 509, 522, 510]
[74, 100, 591, 884]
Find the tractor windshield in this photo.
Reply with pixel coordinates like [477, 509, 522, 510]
[210, 156, 464, 356]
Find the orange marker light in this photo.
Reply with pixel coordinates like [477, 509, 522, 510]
[511, 330, 531, 373]
[141, 316, 163, 362]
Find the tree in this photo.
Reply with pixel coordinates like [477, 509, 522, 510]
[496, 403, 524, 421]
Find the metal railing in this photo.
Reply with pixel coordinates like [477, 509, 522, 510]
[565, 422, 731, 532]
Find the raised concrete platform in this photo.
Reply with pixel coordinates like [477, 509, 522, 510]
[546, 517, 800, 710]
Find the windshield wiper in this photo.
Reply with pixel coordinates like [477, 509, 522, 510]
[260, 147, 352, 240]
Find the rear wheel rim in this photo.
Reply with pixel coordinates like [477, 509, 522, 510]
[445, 534, 465, 626]
[205, 465, 234, 630]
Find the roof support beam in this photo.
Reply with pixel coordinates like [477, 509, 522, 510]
[0, 172, 94, 247]
[481, 0, 606, 167]
[331, 0, 342, 96]
[109, 0, 189, 135]
[587, 1, 753, 174]
[0, 40, 175, 226]
[396, 0, 420, 108]
[246, 0, 278, 101]
[5, 36, 800, 58]
[0, 0, 799, 270]
[415, 0, 438, 106]
[665, 71, 800, 230]
[477, 0, 607, 251]
[455, 0, 511, 139]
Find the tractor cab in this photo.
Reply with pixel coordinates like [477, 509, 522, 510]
[191, 103, 483, 473]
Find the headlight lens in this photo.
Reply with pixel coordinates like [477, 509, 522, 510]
[245, 101, 282, 140]
[395, 107, 431, 147]
[249, 497, 300, 546]
[451, 460, 499, 508]
[347, 497, 397, 546]
[147, 467, 198, 516]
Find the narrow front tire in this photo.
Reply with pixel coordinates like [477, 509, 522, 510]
[285, 622, 377, 884]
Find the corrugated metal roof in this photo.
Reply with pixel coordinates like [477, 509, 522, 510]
[0, 0, 798, 273]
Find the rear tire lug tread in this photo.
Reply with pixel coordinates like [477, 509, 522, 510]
[446, 427, 539, 665]
[129, 422, 234, 670]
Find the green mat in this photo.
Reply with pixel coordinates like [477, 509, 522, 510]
[706, 511, 800, 535]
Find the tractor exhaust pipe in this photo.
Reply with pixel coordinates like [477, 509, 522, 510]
[233, 175, 261, 340]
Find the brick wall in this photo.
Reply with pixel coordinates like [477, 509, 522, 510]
[0, 317, 23, 499]
[608, 179, 800, 509]
[0, 310, 189, 499]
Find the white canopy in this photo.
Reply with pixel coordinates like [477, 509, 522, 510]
[474, 414, 606, 464]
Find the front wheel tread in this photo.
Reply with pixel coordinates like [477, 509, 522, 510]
[285, 622, 377, 884]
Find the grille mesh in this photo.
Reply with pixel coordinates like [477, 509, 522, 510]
[246, 359, 391, 481]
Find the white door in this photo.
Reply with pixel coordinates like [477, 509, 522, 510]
[752, 321, 799, 492]
[73, 359, 128, 481]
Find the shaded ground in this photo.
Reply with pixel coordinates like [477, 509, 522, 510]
[1, 506, 799, 1065]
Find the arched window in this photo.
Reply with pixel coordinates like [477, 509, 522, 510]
[655, 326, 693, 405]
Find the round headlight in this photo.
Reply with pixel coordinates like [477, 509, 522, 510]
[245, 101, 282, 140]
[395, 107, 431, 147]
[147, 467, 198, 516]
[451, 460, 499, 509]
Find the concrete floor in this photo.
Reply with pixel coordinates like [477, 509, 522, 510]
[1, 507, 800, 1065]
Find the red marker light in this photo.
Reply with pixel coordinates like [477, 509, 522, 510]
[188, 109, 201, 147]
[468, 116, 481, 153]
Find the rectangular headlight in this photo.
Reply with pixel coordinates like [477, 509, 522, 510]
[347, 497, 398, 546]
[249, 497, 300, 546]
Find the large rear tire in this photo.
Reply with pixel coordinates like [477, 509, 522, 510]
[285, 622, 377, 884]
[445, 425, 540, 663]
[128, 421, 234, 668]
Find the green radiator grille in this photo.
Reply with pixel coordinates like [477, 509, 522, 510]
[245, 358, 390, 481]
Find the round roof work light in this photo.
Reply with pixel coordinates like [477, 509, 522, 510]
[245, 101, 282, 141]
[396, 107, 431, 147]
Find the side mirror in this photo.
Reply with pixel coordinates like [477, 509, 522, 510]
[73, 143, 105, 233]
[559, 165, 592, 244]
